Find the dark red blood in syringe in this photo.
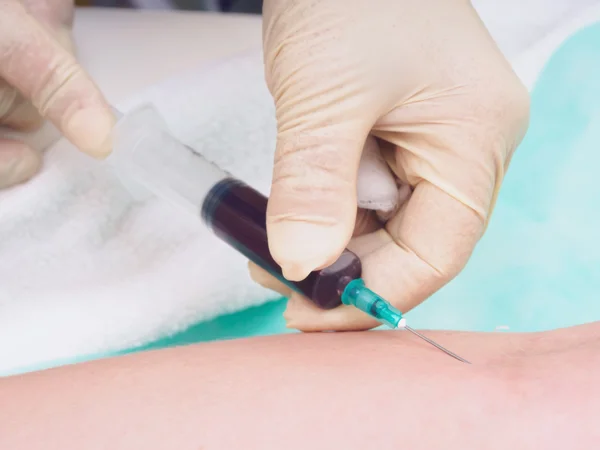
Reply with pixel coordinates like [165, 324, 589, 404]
[201, 178, 361, 309]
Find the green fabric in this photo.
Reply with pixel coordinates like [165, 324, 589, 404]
[134, 297, 293, 352]
[404, 23, 600, 332]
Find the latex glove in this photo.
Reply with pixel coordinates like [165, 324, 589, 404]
[250, 0, 530, 331]
[0, 0, 113, 189]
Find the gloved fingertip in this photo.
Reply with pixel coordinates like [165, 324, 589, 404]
[280, 263, 312, 283]
[64, 106, 115, 159]
[268, 220, 349, 281]
[283, 295, 319, 331]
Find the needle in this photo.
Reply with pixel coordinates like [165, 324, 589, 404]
[404, 326, 471, 364]
[338, 279, 471, 364]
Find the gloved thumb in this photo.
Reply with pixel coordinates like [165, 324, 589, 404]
[267, 117, 371, 281]
[0, 1, 113, 158]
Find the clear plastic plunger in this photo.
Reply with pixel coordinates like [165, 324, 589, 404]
[106, 104, 228, 215]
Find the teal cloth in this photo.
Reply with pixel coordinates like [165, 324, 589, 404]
[406, 23, 600, 332]
[4, 23, 600, 376]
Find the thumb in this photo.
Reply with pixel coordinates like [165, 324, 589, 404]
[267, 119, 371, 281]
[0, 1, 114, 158]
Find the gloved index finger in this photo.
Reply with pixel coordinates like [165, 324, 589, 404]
[0, 0, 114, 158]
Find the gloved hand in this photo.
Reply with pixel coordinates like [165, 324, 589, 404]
[250, 0, 530, 331]
[0, 0, 113, 189]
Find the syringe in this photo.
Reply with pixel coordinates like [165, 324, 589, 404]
[107, 104, 470, 364]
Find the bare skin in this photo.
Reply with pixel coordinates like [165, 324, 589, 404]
[0, 322, 599, 449]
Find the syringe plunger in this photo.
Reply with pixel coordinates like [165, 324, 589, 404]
[107, 105, 227, 216]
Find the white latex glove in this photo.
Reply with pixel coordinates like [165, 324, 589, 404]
[250, 0, 530, 331]
[0, 0, 113, 189]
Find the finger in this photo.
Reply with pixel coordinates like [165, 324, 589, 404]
[267, 123, 372, 281]
[284, 293, 379, 332]
[376, 181, 483, 311]
[248, 209, 380, 297]
[282, 228, 390, 332]
[20, 0, 75, 30]
[264, 27, 379, 282]
[285, 182, 483, 331]
[0, 1, 114, 157]
[0, 138, 42, 189]
[279, 208, 382, 331]
[0, 81, 43, 131]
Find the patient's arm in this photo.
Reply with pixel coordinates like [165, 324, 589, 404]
[1, 323, 599, 450]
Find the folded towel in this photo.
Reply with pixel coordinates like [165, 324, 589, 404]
[1, 1, 599, 375]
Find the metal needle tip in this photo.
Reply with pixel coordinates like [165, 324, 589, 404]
[404, 326, 471, 364]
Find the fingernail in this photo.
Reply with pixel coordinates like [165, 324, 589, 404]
[65, 107, 115, 159]
[269, 220, 348, 281]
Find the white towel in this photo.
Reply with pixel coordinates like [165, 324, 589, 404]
[1, 0, 599, 375]
[0, 51, 402, 374]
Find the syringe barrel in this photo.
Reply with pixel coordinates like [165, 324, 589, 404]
[107, 104, 228, 216]
[201, 178, 363, 310]
[108, 104, 363, 310]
